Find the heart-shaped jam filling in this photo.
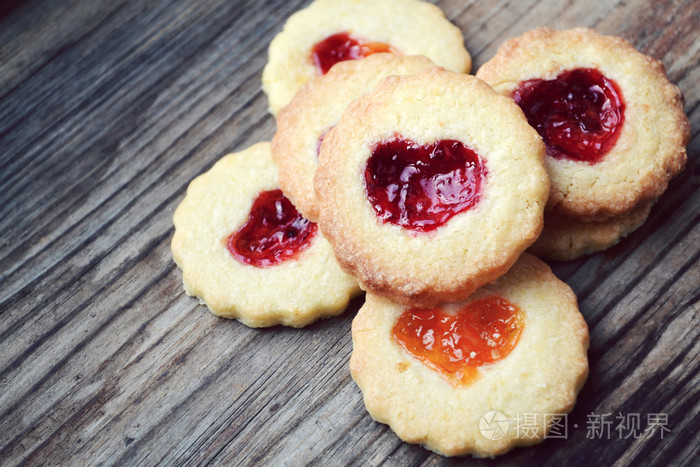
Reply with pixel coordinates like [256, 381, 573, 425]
[393, 296, 524, 385]
[364, 137, 486, 232]
[311, 32, 397, 75]
[513, 67, 625, 164]
[227, 189, 317, 267]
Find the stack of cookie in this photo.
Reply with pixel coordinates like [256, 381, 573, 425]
[171, 0, 688, 458]
[309, 63, 593, 456]
[171, 0, 471, 328]
[477, 28, 690, 261]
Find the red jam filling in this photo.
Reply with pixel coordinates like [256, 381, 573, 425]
[311, 32, 397, 75]
[393, 296, 524, 385]
[512, 67, 625, 164]
[227, 189, 317, 267]
[364, 137, 486, 232]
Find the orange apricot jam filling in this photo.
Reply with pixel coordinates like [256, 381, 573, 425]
[392, 296, 524, 385]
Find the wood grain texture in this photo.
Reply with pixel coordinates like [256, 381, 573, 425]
[0, 0, 698, 465]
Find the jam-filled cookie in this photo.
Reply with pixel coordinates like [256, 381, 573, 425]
[272, 53, 436, 222]
[476, 27, 689, 221]
[350, 253, 589, 457]
[262, 0, 471, 114]
[529, 201, 653, 261]
[314, 68, 549, 307]
[171, 142, 360, 328]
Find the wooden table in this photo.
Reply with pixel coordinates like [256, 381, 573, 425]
[1, 0, 698, 465]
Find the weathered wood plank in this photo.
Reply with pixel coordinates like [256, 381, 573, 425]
[0, 0, 698, 465]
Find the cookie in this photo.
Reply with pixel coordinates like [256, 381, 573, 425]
[314, 67, 549, 307]
[272, 53, 437, 222]
[171, 142, 360, 328]
[350, 253, 589, 457]
[262, 0, 471, 114]
[476, 27, 689, 220]
[529, 201, 653, 261]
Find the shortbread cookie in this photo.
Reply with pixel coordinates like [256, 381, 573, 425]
[272, 54, 436, 221]
[476, 27, 689, 220]
[529, 201, 652, 261]
[171, 142, 360, 328]
[350, 253, 589, 457]
[314, 68, 549, 307]
[262, 0, 471, 114]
